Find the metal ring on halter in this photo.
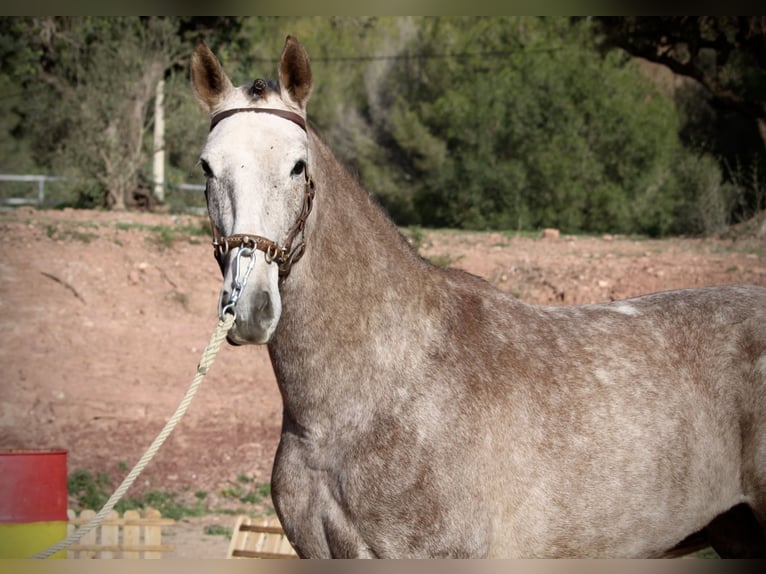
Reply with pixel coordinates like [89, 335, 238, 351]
[264, 245, 274, 264]
[220, 301, 237, 320]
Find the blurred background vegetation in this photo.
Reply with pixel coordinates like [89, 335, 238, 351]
[0, 16, 764, 237]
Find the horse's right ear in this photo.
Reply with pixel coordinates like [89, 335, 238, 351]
[191, 42, 234, 112]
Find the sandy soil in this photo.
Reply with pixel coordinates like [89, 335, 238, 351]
[1, 206, 764, 558]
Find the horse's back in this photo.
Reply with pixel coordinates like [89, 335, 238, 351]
[528, 284, 766, 557]
[438, 279, 766, 556]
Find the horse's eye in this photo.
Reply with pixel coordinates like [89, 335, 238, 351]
[291, 160, 305, 177]
[200, 158, 214, 178]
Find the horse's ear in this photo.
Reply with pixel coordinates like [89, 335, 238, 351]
[191, 41, 234, 112]
[278, 36, 312, 111]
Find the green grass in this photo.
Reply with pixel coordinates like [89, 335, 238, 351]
[400, 226, 465, 268]
[68, 468, 210, 520]
[68, 466, 276, 522]
[45, 223, 98, 243]
[428, 253, 463, 268]
[203, 524, 232, 537]
[13, 214, 211, 249]
[403, 225, 426, 252]
[719, 245, 765, 258]
[114, 219, 210, 251]
[501, 229, 542, 239]
[692, 547, 720, 559]
[167, 290, 190, 310]
[220, 478, 271, 506]
[67, 469, 113, 510]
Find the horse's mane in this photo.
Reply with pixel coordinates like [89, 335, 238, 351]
[306, 122, 425, 263]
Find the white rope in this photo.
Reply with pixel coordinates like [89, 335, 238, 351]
[31, 313, 235, 559]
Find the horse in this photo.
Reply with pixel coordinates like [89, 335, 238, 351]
[190, 36, 766, 558]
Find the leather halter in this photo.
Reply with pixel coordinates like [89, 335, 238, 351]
[209, 106, 307, 132]
[207, 107, 315, 278]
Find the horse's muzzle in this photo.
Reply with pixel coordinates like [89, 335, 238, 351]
[223, 289, 279, 345]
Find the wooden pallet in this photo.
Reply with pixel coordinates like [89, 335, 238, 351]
[67, 508, 174, 559]
[226, 514, 298, 559]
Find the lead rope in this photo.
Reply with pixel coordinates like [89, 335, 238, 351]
[30, 312, 235, 559]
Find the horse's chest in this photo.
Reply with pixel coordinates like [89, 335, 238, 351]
[272, 430, 490, 558]
[271, 435, 369, 557]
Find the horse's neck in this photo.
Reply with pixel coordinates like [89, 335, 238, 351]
[284, 132, 430, 304]
[269, 133, 440, 431]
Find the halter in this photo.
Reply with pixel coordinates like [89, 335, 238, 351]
[207, 107, 315, 278]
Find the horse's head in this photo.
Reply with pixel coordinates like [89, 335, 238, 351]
[191, 36, 313, 344]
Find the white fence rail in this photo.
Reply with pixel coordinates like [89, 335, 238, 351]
[0, 174, 205, 207]
[0, 174, 68, 206]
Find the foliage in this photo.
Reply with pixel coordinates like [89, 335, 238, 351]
[68, 468, 112, 510]
[0, 17, 183, 209]
[362, 18, 694, 235]
[596, 16, 766, 122]
[220, 475, 271, 505]
[203, 524, 232, 537]
[67, 468, 209, 520]
[1, 16, 763, 236]
[596, 16, 766, 222]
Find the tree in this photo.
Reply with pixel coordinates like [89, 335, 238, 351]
[1, 17, 183, 209]
[0, 16, 751, 232]
[596, 17, 766, 133]
[360, 17, 690, 234]
[596, 17, 766, 222]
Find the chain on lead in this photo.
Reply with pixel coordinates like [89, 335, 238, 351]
[219, 246, 256, 320]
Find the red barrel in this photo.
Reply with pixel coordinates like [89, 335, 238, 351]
[0, 449, 68, 558]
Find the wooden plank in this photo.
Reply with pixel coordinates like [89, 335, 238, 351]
[79, 510, 98, 559]
[66, 509, 77, 559]
[67, 517, 175, 526]
[277, 529, 297, 556]
[122, 510, 141, 559]
[228, 514, 298, 559]
[66, 544, 174, 553]
[226, 515, 249, 559]
[231, 550, 299, 559]
[99, 510, 119, 559]
[261, 517, 282, 555]
[251, 517, 268, 555]
[239, 524, 285, 534]
[143, 507, 163, 559]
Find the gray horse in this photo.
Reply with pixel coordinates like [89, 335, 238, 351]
[191, 36, 766, 558]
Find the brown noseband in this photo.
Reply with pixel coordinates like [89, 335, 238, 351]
[207, 107, 315, 278]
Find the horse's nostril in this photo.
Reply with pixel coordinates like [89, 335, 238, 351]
[253, 291, 271, 315]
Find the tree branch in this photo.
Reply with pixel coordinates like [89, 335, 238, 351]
[597, 17, 766, 121]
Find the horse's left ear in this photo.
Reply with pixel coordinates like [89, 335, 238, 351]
[278, 36, 312, 112]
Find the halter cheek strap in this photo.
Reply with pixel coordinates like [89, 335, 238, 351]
[206, 107, 315, 279]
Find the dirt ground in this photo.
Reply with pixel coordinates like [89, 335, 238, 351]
[1, 206, 764, 558]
